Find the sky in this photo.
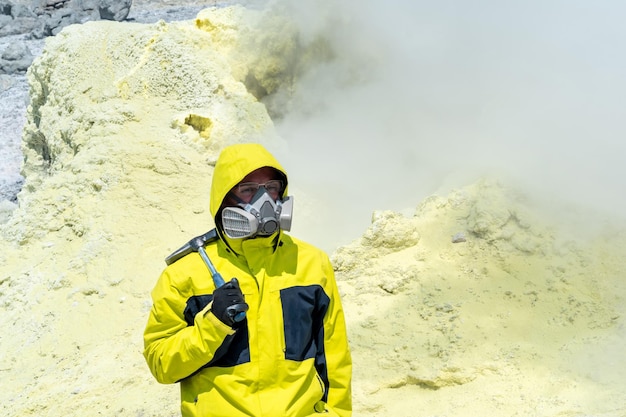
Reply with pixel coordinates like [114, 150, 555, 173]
[267, 0, 626, 248]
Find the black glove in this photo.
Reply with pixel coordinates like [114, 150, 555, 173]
[211, 278, 248, 327]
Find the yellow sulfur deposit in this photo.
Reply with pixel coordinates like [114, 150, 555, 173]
[0, 4, 625, 417]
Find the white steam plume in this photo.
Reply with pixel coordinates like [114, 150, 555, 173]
[267, 0, 626, 249]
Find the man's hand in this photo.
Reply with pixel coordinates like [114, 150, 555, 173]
[211, 278, 248, 327]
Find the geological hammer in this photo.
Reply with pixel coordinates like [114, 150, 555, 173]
[190, 236, 248, 323]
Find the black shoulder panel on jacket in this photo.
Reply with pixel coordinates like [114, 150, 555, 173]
[164, 228, 219, 265]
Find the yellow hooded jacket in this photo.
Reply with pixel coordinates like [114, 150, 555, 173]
[143, 143, 352, 417]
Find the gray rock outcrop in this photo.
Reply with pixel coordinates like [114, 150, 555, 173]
[0, 0, 132, 38]
[0, 40, 33, 73]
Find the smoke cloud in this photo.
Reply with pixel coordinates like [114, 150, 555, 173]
[268, 0, 626, 249]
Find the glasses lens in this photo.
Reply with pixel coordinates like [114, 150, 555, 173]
[237, 182, 259, 196]
[237, 180, 283, 196]
[264, 180, 282, 194]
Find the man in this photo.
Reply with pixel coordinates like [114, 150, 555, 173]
[143, 143, 352, 417]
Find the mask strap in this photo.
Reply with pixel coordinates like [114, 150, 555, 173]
[228, 192, 247, 205]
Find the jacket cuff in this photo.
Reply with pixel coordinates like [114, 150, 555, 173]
[196, 301, 236, 336]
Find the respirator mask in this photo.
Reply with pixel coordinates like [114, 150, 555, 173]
[221, 185, 293, 239]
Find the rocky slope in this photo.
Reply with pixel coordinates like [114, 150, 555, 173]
[1, 0, 242, 212]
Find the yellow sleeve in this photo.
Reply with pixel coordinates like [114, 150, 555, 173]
[143, 267, 235, 384]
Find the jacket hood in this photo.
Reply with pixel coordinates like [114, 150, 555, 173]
[210, 143, 288, 224]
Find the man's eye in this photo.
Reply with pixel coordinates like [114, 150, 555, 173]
[266, 185, 280, 193]
[239, 186, 257, 195]
[265, 180, 282, 193]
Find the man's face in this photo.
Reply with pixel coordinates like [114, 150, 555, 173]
[223, 167, 283, 207]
